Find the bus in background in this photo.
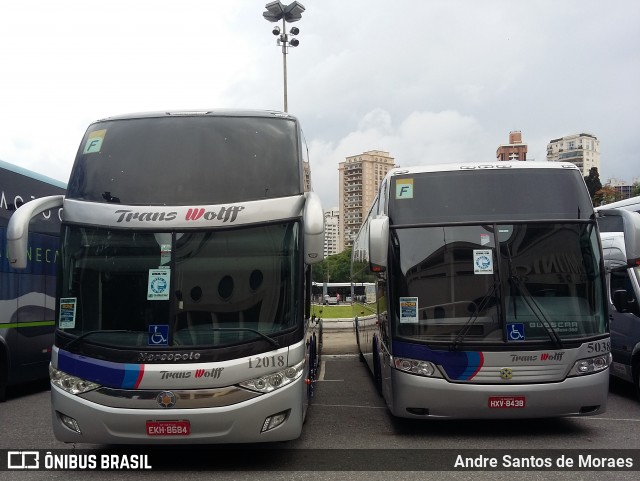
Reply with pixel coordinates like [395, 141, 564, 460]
[1, 159, 66, 401]
[596, 195, 640, 214]
[598, 207, 640, 399]
[8, 110, 324, 443]
[352, 162, 610, 419]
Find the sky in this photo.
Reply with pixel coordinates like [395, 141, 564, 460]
[1, 0, 639, 210]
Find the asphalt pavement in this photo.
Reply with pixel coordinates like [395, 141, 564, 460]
[320, 318, 358, 356]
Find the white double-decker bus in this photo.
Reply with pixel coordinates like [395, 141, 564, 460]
[7, 110, 324, 443]
[352, 162, 610, 419]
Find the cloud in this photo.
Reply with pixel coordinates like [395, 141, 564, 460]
[309, 108, 490, 209]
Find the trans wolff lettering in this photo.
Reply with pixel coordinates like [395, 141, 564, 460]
[114, 205, 244, 223]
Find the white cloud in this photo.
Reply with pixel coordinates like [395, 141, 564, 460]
[309, 108, 490, 208]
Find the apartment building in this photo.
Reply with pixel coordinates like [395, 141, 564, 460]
[547, 133, 600, 176]
[323, 207, 340, 258]
[338, 150, 396, 251]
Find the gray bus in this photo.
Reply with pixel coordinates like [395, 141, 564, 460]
[598, 207, 640, 399]
[1, 159, 65, 401]
[352, 162, 610, 418]
[7, 110, 324, 443]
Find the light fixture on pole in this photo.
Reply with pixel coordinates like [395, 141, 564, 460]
[263, 1, 305, 112]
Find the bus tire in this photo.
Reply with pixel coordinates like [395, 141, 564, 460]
[0, 346, 7, 402]
[372, 338, 382, 395]
[633, 357, 640, 401]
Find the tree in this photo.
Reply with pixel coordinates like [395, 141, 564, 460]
[584, 167, 602, 201]
[632, 182, 640, 197]
[593, 186, 619, 206]
[312, 248, 352, 283]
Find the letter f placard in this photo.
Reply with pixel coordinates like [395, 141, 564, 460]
[395, 179, 413, 199]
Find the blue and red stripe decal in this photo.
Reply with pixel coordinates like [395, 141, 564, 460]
[57, 350, 144, 389]
[392, 340, 485, 381]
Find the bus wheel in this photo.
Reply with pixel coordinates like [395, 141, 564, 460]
[0, 354, 7, 402]
[634, 358, 640, 401]
[372, 339, 382, 395]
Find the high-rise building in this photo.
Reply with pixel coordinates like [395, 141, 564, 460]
[496, 131, 528, 161]
[546, 133, 600, 176]
[323, 207, 340, 258]
[605, 177, 639, 200]
[338, 150, 396, 251]
[303, 161, 311, 192]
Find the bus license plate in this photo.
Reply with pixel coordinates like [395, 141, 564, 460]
[146, 420, 190, 436]
[488, 396, 526, 409]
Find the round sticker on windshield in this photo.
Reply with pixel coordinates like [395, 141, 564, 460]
[474, 249, 493, 275]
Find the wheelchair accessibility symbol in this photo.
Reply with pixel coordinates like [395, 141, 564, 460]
[507, 323, 526, 341]
[148, 324, 169, 346]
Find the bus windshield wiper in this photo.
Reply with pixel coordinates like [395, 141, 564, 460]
[450, 282, 498, 351]
[509, 275, 563, 349]
[503, 244, 563, 348]
[63, 330, 141, 351]
[208, 327, 279, 348]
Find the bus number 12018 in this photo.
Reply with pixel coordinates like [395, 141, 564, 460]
[248, 355, 285, 368]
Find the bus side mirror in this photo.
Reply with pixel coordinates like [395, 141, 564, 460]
[7, 195, 64, 269]
[369, 216, 389, 272]
[303, 192, 324, 265]
[612, 289, 636, 314]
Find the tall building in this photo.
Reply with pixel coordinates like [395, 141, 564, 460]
[546, 133, 600, 176]
[323, 207, 340, 258]
[338, 150, 396, 251]
[303, 161, 311, 192]
[606, 177, 639, 200]
[496, 131, 528, 161]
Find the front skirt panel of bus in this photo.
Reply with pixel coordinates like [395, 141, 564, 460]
[50, 376, 305, 444]
[387, 367, 609, 419]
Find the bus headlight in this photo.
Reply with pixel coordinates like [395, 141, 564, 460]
[239, 360, 304, 393]
[569, 353, 612, 377]
[394, 357, 441, 378]
[49, 365, 101, 395]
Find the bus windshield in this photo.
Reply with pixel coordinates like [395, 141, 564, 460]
[389, 168, 593, 225]
[390, 222, 606, 343]
[66, 115, 301, 205]
[58, 221, 301, 348]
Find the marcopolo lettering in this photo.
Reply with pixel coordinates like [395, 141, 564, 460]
[137, 351, 201, 362]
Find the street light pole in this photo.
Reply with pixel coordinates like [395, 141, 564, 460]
[263, 1, 305, 113]
[281, 17, 288, 112]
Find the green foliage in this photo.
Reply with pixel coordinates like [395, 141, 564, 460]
[312, 248, 352, 283]
[593, 185, 620, 206]
[633, 182, 640, 197]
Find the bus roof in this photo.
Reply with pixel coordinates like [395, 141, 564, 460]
[599, 208, 640, 267]
[595, 195, 640, 213]
[385, 161, 579, 177]
[0, 158, 67, 189]
[93, 109, 298, 123]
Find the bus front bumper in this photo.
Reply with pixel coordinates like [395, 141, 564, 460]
[388, 368, 610, 419]
[50, 377, 305, 444]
